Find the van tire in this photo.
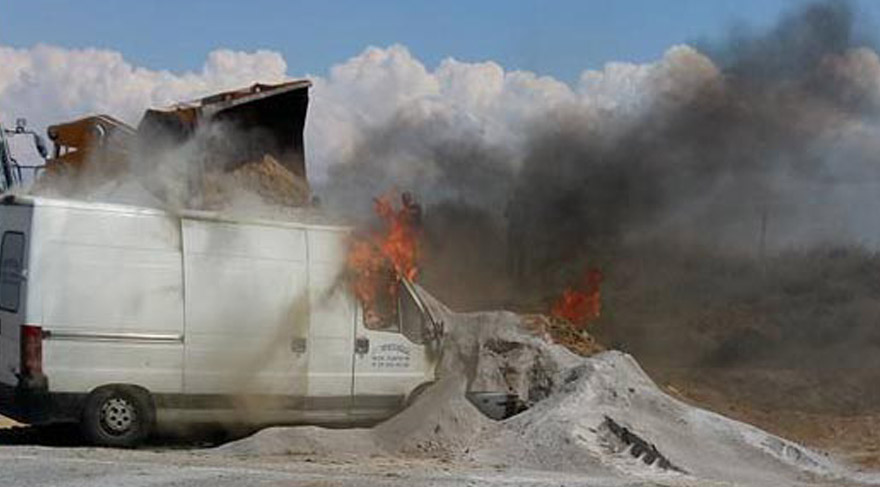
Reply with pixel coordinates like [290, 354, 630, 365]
[80, 385, 155, 448]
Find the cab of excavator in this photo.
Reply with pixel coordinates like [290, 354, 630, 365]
[45, 115, 135, 169]
[0, 118, 49, 190]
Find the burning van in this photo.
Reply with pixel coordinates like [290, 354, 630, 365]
[0, 194, 442, 446]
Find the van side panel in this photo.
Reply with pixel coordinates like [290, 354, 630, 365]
[181, 219, 309, 396]
[35, 205, 185, 393]
[0, 204, 33, 386]
[305, 228, 355, 398]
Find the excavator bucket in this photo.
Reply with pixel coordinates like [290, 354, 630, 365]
[38, 80, 313, 207]
[138, 80, 311, 180]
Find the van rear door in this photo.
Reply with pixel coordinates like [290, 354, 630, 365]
[0, 201, 32, 386]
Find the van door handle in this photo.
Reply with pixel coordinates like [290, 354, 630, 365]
[355, 337, 369, 356]
[291, 337, 307, 354]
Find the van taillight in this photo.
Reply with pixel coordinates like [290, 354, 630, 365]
[20, 325, 43, 376]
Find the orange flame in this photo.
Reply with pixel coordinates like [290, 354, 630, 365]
[372, 193, 419, 281]
[346, 191, 422, 322]
[551, 267, 603, 329]
[346, 240, 389, 310]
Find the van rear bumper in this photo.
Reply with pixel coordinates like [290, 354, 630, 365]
[0, 382, 84, 424]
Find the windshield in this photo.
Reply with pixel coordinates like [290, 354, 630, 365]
[6, 135, 45, 182]
[0, 124, 46, 190]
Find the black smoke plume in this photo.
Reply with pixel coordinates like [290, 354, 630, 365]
[322, 1, 880, 369]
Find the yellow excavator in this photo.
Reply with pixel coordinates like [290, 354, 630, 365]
[31, 79, 312, 206]
[45, 114, 135, 170]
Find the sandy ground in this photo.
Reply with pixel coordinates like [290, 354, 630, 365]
[4, 367, 878, 487]
[0, 383, 877, 487]
[0, 445, 690, 487]
[2, 301, 879, 486]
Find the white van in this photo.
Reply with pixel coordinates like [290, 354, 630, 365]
[0, 195, 441, 446]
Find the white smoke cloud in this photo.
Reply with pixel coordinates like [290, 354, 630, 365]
[307, 43, 717, 181]
[4, 38, 880, 249]
[0, 44, 287, 131]
[0, 42, 715, 182]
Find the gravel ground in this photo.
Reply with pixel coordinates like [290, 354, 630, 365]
[0, 445, 681, 487]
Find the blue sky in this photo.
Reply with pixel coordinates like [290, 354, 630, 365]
[1, 1, 878, 83]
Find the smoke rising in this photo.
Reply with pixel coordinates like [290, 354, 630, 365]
[320, 1, 880, 274]
[0, 46, 288, 130]
[317, 1, 880, 370]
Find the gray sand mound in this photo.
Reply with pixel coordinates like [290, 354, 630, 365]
[373, 375, 492, 457]
[436, 309, 583, 403]
[213, 425, 375, 457]
[472, 351, 848, 485]
[215, 291, 873, 486]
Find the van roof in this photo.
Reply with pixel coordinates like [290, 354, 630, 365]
[2, 194, 352, 232]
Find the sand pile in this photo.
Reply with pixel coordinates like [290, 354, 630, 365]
[470, 351, 851, 485]
[373, 375, 492, 457]
[31, 152, 310, 211]
[215, 376, 491, 460]
[434, 309, 584, 405]
[212, 425, 374, 458]
[215, 291, 868, 486]
[202, 155, 310, 209]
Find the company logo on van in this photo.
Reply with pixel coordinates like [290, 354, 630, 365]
[371, 343, 411, 369]
[377, 343, 410, 356]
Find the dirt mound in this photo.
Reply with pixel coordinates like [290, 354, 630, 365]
[202, 155, 310, 209]
[373, 376, 491, 458]
[215, 292, 869, 486]
[471, 351, 849, 485]
[216, 377, 489, 460]
[31, 152, 310, 212]
[436, 310, 583, 405]
[521, 314, 605, 357]
[419, 287, 589, 405]
[214, 425, 375, 457]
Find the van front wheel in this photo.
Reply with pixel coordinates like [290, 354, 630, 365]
[81, 385, 155, 447]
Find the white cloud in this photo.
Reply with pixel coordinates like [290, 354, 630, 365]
[0, 42, 717, 182]
[578, 44, 719, 116]
[307, 44, 717, 181]
[0, 44, 287, 130]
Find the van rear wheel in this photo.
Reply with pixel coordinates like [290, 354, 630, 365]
[81, 385, 154, 447]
